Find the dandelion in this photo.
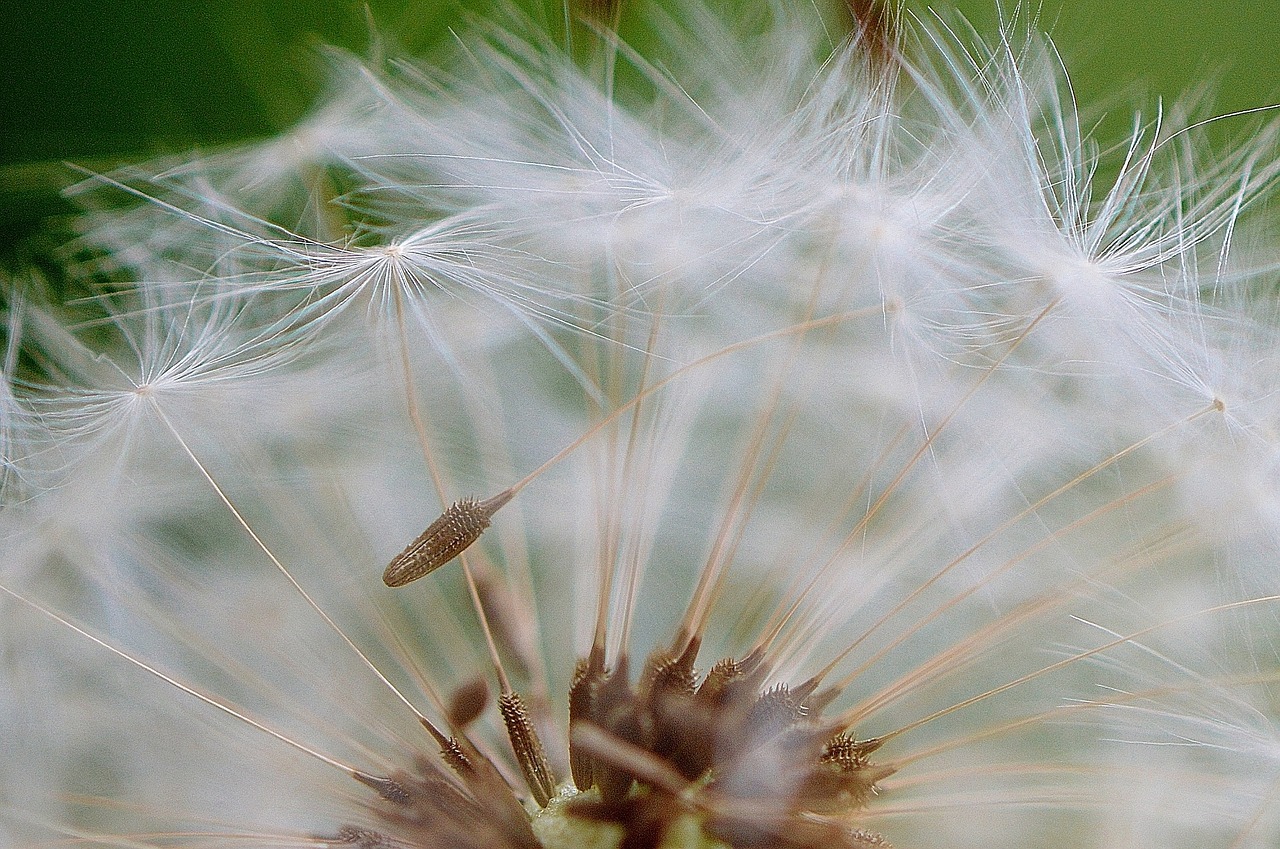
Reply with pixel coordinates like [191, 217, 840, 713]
[4, 3, 1280, 849]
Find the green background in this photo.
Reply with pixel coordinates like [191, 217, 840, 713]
[3, 1, 1277, 257]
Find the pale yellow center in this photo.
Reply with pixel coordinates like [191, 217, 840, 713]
[531, 785, 730, 849]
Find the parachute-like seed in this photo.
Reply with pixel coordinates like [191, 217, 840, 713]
[9, 2, 1280, 847]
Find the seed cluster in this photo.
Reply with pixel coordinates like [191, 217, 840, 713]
[561, 643, 894, 848]
[332, 633, 893, 849]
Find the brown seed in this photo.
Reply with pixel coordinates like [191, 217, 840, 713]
[850, 830, 895, 849]
[696, 657, 743, 704]
[569, 657, 605, 790]
[498, 690, 557, 807]
[747, 683, 808, 739]
[640, 638, 699, 698]
[821, 734, 884, 770]
[436, 735, 473, 776]
[382, 490, 513, 587]
[352, 771, 412, 805]
[326, 826, 395, 848]
[447, 677, 490, 728]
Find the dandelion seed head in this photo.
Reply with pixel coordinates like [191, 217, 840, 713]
[6, 3, 1280, 849]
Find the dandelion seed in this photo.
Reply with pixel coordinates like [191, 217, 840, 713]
[383, 490, 515, 587]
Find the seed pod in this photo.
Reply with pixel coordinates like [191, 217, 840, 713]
[382, 490, 513, 587]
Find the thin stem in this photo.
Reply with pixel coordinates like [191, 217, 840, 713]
[389, 284, 510, 692]
[806, 403, 1218, 688]
[150, 400, 443, 734]
[863, 593, 1280, 743]
[505, 306, 885, 498]
[0, 582, 358, 778]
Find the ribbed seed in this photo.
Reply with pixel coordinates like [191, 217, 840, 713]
[383, 490, 513, 587]
[352, 771, 412, 805]
[821, 734, 884, 771]
[498, 691, 556, 807]
[569, 657, 605, 790]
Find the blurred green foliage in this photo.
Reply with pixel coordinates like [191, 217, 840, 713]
[3, 0, 1277, 258]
